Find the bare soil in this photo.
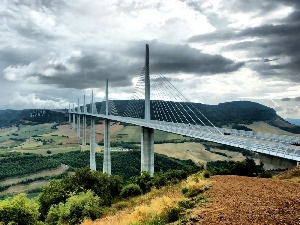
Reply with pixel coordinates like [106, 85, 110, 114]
[191, 175, 300, 225]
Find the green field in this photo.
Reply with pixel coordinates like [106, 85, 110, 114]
[0, 124, 54, 143]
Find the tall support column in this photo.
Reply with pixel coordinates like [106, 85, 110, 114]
[77, 98, 81, 137]
[90, 116, 96, 170]
[82, 95, 86, 146]
[103, 119, 111, 174]
[103, 79, 111, 174]
[145, 44, 150, 123]
[90, 91, 96, 170]
[72, 103, 75, 129]
[68, 103, 71, 123]
[141, 44, 154, 176]
[141, 127, 154, 176]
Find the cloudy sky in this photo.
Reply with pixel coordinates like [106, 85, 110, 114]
[0, 0, 300, 119]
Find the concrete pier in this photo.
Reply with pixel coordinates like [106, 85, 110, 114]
[140, 44, 154, 176]
[258, 153, 297, 170]
[141, 127, 154, 176]
[68, 103, 71, 123]
[103, 79, 111, 174]
[89, 91, 96, 171]
[77, 98, 80, 137]
[103, 119, 111, 174]
[90, 116, 96, 170]
[82, 95, 86, 146]
[72, 103, 75, 129]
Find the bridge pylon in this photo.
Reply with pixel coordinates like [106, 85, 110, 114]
[103, 79, 111, 175]
[90, 90, 96, 171]
[141, 44, 154, 176]
[77, 98, 81, 137]
[68, 103, 71, 123]
[82, 95, 87, 146]
[72, 103, 75, 129]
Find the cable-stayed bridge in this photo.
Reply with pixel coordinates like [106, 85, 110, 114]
[69, 44, 300, 176]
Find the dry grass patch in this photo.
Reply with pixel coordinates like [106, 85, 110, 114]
[0, 164, 69, 186]
[245, 122, 300, 137]
[82, 174, 211, 225]
[274, 166, 300, 183]
[49, 124, 77, 138]
[0, 126, 18, 137]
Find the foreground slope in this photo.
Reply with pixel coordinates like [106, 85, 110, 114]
[194, 175, 300, 224]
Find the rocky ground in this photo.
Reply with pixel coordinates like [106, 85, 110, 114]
[192, 175, 300, 225]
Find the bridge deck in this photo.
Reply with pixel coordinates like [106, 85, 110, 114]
[70, 111, 300, 162]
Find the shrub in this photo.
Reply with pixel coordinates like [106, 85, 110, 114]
[258, 171, 272, 178]
[0, 193, 40, 225]
[47, 150, 52, 154]
[202, 170, 210, 178]
[177, 199, 195, 209]
[45, 190, 103, 225]
[120, 184, 142, 198]
[113, 201, 130, 210]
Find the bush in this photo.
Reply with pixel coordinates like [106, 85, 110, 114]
[202, 170, 210, 178]
[39, 168, 123, 219]
[47, 150, 52, 154]
[0, 193, 40, 225]
[258, 171, 272, 178]
[120, 184, 142, 198]
[45, 191, 103, 225]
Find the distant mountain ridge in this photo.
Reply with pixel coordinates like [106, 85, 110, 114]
[1, 101, 299, 134]
[286, 118, 300, 126]
[0, 109, 68, 127]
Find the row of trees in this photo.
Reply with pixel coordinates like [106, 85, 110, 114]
[0, 155, 60, 180]
[0, 150, 199, 192]
[206, 158, 264, 176]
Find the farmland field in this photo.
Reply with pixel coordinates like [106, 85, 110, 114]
[0, 164, 69, 186]
[245, 121, 300, 137]
[154, 142, 246, 164]
[0, 126, 17, 136]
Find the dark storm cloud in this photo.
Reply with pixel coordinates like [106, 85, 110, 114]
[33, 52, 142, 89]
[0, 47, 40, 66]
[127, 41, 244, 75]
[187, 0, 300, 82]
[188, 24, 300, 43]
[31, 41, 244, 89]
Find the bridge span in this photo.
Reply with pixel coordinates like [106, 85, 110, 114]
[69, 44, 300, 175]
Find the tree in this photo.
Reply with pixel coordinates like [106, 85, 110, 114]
[45, 191, 103, 225]
[0, 193, 40, 225]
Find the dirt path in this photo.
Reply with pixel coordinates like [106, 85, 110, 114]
[193, 176, 300, 224]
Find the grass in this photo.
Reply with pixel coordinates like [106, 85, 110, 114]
[245, 122, 300, 137]
[274, 166, 300, 183]
[0, 124, 54, 143]
[82, 172, 211, 225]
[0, 126, 18, 137]
[13, 145, 79, 156]
[1, 180, 49, 195]
[154, 142, 246, 164]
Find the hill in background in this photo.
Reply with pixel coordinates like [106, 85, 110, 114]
[286, 118, 300, 126]
[1, 100, 299, 134]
